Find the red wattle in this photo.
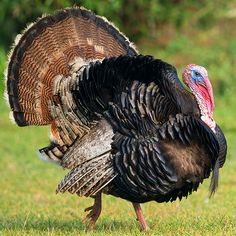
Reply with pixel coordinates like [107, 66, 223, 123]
[198, 83, 214, 114]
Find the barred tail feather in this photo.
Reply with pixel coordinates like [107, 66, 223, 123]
[6, 6, 137, 127]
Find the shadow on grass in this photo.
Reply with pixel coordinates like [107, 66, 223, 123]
[0, 217, 138, 233]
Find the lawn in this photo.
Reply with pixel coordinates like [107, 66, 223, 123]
[0, 23, 236, 236]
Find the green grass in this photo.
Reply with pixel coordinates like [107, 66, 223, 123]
[1, 22, 236, 235]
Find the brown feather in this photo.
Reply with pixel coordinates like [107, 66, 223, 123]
[158, 139, 211, 184]
[6, 7, 137, 127]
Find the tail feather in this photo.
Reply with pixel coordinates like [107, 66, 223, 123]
[6, 7, 137, 127]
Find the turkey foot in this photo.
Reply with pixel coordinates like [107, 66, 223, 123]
[132, 202, 150, 231]
[82, 192, 102, 230]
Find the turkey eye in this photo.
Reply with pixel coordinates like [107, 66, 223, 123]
[195, 72, 200, 76]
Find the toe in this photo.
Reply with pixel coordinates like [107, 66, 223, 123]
[84, 206, 94, 212]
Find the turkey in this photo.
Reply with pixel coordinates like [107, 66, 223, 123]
[5, 7, 227, 231]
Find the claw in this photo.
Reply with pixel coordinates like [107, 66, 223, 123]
[84, 206, 94, 212]
[82, 192, 102, 230]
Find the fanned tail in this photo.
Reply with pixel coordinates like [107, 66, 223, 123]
[6, 6, 137, 127]
[5, 7, 137, 163]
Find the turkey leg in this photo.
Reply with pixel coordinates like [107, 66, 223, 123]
[82, 192, 102, 230]
[132, 202, 149, 231]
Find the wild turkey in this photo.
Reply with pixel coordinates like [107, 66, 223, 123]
[6, 7, 227, 231]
